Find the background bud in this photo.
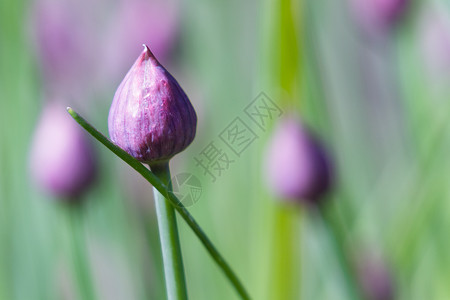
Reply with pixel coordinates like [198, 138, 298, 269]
[30, 0, 96, 93]
[350, 0, 409, 34]
[102, 0, 179, 79]
[108, 45, 197, 164]
[29, 102, 97, 199]
[264, 116, 332, 203]
[419, 4, 450, 79]
[356, 251, 395, 300]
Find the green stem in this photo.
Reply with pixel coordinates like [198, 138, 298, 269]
[316, 204, 361, 300]
[269, 206, 299, 300]
[66, 108, 251, 300]
[151, 163, 188, 300]
[66, 206, 96, 300]
[141, 216, 165, 299]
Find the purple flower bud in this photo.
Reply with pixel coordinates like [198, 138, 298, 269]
[356, 252, 394, 300]
[420, 5, 450, 78]
[108, 45, 197, 164]
[351, 0, 409, 33]
[263, 116, 332, 203]
[29, 0, 106, 102]
[30, 0, 91, 86]
[29, 102, 97, 199]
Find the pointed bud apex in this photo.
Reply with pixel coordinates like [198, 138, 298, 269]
[29, 102, 97, 199]
[264, 116, 333, 203]
[108, 45, 197, 164]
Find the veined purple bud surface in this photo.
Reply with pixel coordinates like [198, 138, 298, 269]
[351, 0, 409, 33]
[108, 45, 197, 164]
[263, 116, 332, 203]
[29, 102, 97, 199]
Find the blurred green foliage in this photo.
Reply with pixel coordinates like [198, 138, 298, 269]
[1, 0, 450, 299]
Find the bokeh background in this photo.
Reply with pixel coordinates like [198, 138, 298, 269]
[1, 0, 450, 299]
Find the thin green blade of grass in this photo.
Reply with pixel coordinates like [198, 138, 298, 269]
[66, 107, 251, 300]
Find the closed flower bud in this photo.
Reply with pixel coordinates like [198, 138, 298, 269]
[30, 0, 93, 91]
[108, 45, 197, 164]
[29, 102, 97, 199]
[263, 116, 332, 203]
[420, 4, 450, 79]
[351, 0, 409, 33]
[356, 252, 394, 300]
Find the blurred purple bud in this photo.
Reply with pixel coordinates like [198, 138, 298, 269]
[263, 116, 333, 203]
[420, 5, 450, 78]
[103, 0, 179, 78]
[31, 0, 88, 84]
[108, 45, 197, 165]
[351, 0, 409, 33]
[29, 102, 97, 199]
[356, 252, 394, 300]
